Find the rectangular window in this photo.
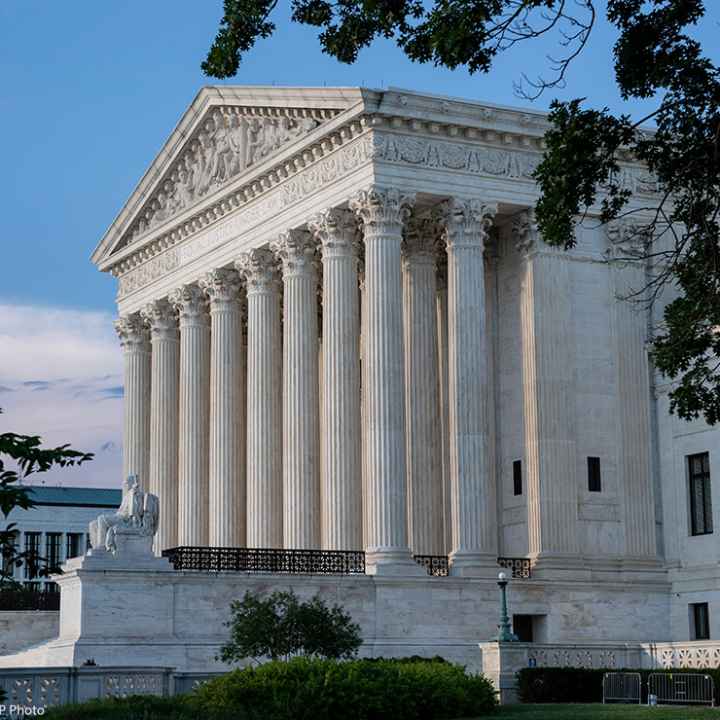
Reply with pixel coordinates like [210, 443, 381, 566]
[46, 533, 62, 570]
[691, 602, 710, 640]
[66, 533, 84, 559]
[24, 532, 41, 580]
[513, 460, 523, 496]
[689, 452, 713, 536]
[588, 457, 602, 492]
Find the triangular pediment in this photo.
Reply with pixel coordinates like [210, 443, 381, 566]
[93, 86, 370, 266]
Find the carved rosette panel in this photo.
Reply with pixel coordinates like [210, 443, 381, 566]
[236, 248, 281, 296]
[605, 219, 650, 261]
[114, 313, 150, 351]
[441, 198, 497, 251]
[123, 107, 327, 248]
[270, 229, 318, 279]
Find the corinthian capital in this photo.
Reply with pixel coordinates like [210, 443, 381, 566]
[349, 186, 415, 231]
[235, 248, 281, 295]
[114, 313, 150, 351]
[270, 229, 318, 279]
[169, 283, 209, 325]
[441, 198, 497, 251]
[308, 208, 360, 258]
[402, 213, 443, 265]
[511, 209, 539, 258]
[200, 267, 242, 308]
[140, 298, 178, 340]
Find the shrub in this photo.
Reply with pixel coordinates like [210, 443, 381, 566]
[219, 589, 362, 664]
[517, 666, 720, 705]
[188, 656, 498, 720]
[44, 694, 192, 719]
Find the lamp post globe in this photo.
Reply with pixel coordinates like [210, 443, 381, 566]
[495, 570, 518, 642]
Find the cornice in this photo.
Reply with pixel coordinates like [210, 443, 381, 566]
[105, 88, 661, 302]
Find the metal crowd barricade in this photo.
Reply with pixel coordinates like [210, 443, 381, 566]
[648, 673, 715, 707]
[602, 672, 642, 704]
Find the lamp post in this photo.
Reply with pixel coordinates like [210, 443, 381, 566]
[495, 571, 518, 642]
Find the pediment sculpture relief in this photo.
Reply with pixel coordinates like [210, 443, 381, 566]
[125, 108, 320, 246]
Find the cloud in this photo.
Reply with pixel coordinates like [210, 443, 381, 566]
[0, 304, 123, 489]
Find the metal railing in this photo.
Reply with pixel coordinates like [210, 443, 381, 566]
[413, 555, 449, 576]
[0, 588, 60, 611]
[497, 557, 532, 579]
[648, 672, 715, 707]
[603, 672, 641, 704]
[161, 546, 366, 574]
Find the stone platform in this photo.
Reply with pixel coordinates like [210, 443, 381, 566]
[0, 548, 671, 673]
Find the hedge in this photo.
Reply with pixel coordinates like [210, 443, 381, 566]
[45, 657, 497, 720]
[518, 666, 720, 704]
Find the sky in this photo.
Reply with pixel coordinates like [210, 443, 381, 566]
[0, 1, 718, 487]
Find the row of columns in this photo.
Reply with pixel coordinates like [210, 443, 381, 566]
[115, 187, 498, 574]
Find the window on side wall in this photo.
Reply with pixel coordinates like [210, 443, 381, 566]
[690, 602, 710, 640]
[688, 452, 713, 536]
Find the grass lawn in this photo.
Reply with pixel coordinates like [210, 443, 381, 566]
[492, 704, 719, 719]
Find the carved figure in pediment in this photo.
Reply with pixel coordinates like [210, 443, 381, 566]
[228, 114, 249, 176]
[210, 114, 235, 184]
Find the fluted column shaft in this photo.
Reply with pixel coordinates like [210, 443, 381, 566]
[351, 187, 421, 574]
[236, 249, 283, 548]
[515, 212, 579, 558]
[402, 224, 443, 555]
[271, 231, 321, 549]
[201, 268, 246, 548]
[141, 300, 179, 552]
[436, 259, 452, 556]
[311, 209, 363, 551]
[170, 284, 210, 546]
[609, 228, 657, 558]
[443, 198, 498, 575]
[114, 315, 151, 491]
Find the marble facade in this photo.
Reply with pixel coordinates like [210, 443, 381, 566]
[83, 87, 719, 637]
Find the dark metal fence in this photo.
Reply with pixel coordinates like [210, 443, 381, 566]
[161, 546, 366, 575]
[413, 555, 449, 576]
[0, 588, 60, 611]
[497, 557, 532, 579]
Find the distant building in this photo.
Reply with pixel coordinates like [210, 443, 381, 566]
[3, 486, 121, 591]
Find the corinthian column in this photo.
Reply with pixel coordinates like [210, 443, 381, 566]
[114, 314, 151, 491]
[436, 255, 452, 555]
[310, 208, 363, 551]
[200, 268, 246, 548]
[514, 210, 579, 561]
[270, 230, 321, 549]
[607, 221, 657, 560]
[140, 299, 179, 552]
[170, 284, 210, 547]
[236, 249, 283, 548]
[442, 198, 498, 576]
[350, 186, 422, 575]
[402, 217, 443, 555]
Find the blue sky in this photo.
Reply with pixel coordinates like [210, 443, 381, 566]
[0, 1, 718, 486]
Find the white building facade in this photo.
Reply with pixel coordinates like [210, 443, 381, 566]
[90, 86, 719, 645]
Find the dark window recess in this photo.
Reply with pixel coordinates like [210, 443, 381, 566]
[691, 602, 710, 640]
[513, 614, 534, 642]
[66, 533, 85, 560]
[588, 457, 602, 492]
[24, 533, 41, 580]
[46, 533, 62, 569]
[513, 460, 523, 496]
[689, 452, 713, 536]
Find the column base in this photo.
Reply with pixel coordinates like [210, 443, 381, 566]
[365, 547, 427, 576]
[448, 550, 499, 578]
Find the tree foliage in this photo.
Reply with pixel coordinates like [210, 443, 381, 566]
[0, 410, 93, 586]
[218, 589, 362, 664]
[203, 0, 720, 425]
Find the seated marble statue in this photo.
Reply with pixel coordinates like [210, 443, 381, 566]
[89, 475, 159, 554]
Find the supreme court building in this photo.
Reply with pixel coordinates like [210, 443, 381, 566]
[88, 87, 719, 649]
